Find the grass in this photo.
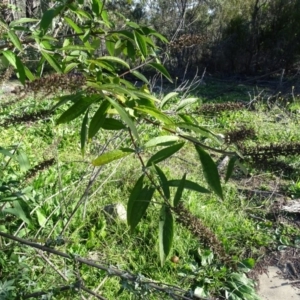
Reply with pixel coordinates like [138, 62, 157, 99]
[0, 81, 300, 299]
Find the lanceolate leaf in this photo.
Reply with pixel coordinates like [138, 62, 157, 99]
[131, 70, 149, 84]
[56, 96, 98, 124]
[64, 16, 91, 48]
[194, 145, 223, 200]
[88, 100, 110, 139]
[81, 110, 89, 156]
[7, 30, 23, 51]
[135, 106, 173, 125]
[107, 97, 140, 143]
[41, 51, 62, 74]
[101, 118, 126, 130]
[146, 142, 184, 167]
[154, 165, 170, 200]
[225, 156, 238, 183]
[127, 174, 144, 226]
[2, 51, 26, 84]
[176, 98, 199, 111]
[173, 173, 186, 207]
[97, 56, 130, 69]
[40, 9, 57, 34]
[148, 63, 173, 83]
[134, 30, 147, 58]
[159, 205, 174, 266]
[92, 148, 134, 166]
[3, 201, 31, 225]
[144, 136, 179, 148]
[168, 179, 210, 194]
[127, 186, 155, 232]
[160, 92, 179, 109]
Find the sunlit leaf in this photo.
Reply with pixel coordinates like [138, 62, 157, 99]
[36, 209, 47, 227]
[97, 56, 130, 69]
[194, 145, 223, 200]
[41, 50, 62, 74]
[144, 136, 179, 148]
[131, 70, 149, 84]
[173, 173, 186, 207]
[160, 92, 178, 109]
[176, 98, 199, 111]
[134, 30, 147, 58]
[2, 51, 26, 84]
[17, 150, 30, 172]
[146, 142, 184, 167]
[159, 205, 174, 266]
[135, 106, 173, 125]
[107, 97, 140, 143]
[7, 30, 23, 51]
[92, 148, 134, 166]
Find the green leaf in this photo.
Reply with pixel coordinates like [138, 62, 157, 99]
[134, 30, 147, 58]
[97, 56, 130, 69]
[154, 165, 170, 200]
[146, 142, 184, 167]
[159, 205, 174, 266]
[127, 186, 155, 232]
[41, 51, 62, 74]
[178, 113, 198, 125]
[160, 92, 179, 109]
[2, 51, 26, 84]
[127, 174, 144, 226]
[105, 38, 115, 56]
[131, 70, 149, 84]
[61, 45, 94, 51]
[107, 97, 140, 143]
[176, 123, 219, 141]
[56, 96, 98, 124]
[81, 110, 89, 156]
[7, 30, 23, 51]
[148, 63, 173, 83]
[9, 18, 39, 27]
[225, 156, 238, 183]
[176, 98, 199, 111]
[101, 118, 126, 130]
[135, 106, 173, 125]
[40, 9, 57, 34]
[194, 145, 223, 200]
[36, 209, 47, 227]
[92, 148, 134, 166]
[168, 180, 210, 194]
[64, 63, 78, 74]
[88, 101, 110, 139]
[144, 136, 179, 148]
[64, 16, 91, 48]
[173, 173, 186, 207]
[3, 201, 31, 225]
[92, 0, 102, 16]
[17, 150, 30, 172]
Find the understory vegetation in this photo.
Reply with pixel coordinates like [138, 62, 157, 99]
[0, 1, 300, 300]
